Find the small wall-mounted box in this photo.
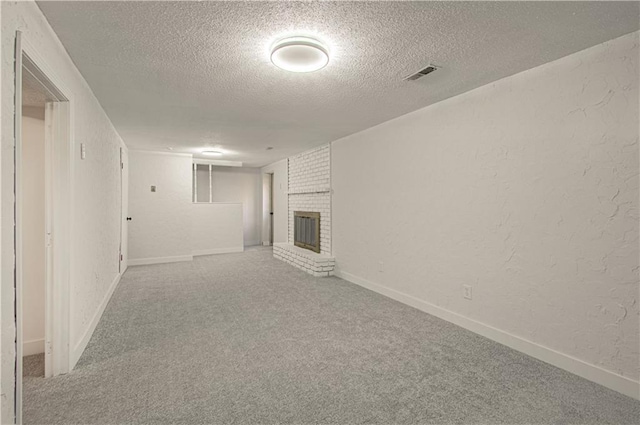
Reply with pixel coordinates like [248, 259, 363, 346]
[150, 186, 156, 192]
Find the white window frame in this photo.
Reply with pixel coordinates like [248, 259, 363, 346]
[193, 163, 213, 203]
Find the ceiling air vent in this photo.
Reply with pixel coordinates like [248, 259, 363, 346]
[404, 65, 438, 81]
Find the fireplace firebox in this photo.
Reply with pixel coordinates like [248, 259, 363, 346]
[294, 211, 320, 253]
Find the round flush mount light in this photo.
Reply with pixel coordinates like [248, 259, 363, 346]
[202, 150, 223, 156]
[270, 37, 329, 73]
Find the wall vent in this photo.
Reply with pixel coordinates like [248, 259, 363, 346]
[404, 65, 438, 81]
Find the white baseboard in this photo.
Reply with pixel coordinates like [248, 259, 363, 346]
[334, 269, 640, 400]
[70, 273, 122, 369]
[129, 249, 248, 265]
[128, 255, 193, 266]
[262, 241, 272, 246]
[22, 339, 44, 356]
[193, 247, 244, 256]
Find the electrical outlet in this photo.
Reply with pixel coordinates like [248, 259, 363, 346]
[463, 285, 472, 300]
[378, 261, 384, 273]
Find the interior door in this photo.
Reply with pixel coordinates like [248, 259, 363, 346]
[120, 147, 129, 272]
[269, 173, 274, 245]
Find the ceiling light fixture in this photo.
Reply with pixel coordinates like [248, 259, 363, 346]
[270, 37, 329, 73]
[202, 150, 223, 156]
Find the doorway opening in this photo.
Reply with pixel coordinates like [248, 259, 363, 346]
[119, 147, 128, 273]
[15, 33, 73, 423]
[263, 172, 274, 246]
[20, 63, 50, 379]
[269, 172, 274, 246]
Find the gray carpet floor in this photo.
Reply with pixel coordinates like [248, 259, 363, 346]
[24, 247, 640, 424]
[23, 353, 45, 379]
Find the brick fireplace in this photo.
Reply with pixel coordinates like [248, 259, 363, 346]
[273, 145, 335, 277]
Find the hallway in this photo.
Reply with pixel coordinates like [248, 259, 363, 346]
[23, 249, 640, 424]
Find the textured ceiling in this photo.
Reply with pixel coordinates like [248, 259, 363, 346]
[37, 1, 639, 166]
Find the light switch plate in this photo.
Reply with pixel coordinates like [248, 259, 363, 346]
[463, 285, 473, 300]
[80, 143, 86, 160]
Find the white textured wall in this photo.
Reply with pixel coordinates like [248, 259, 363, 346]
[191, 203, 243, 255]
[129, 154, 249, 262]
[261, 159, 288, 245]
[211, 166, 262, 246]
[288, 146, 331, 255]
[332, 32, 639, 384]
[21, 115, 45, 355]
[128, 152, 192, 262]
[1, 2, 126, 421]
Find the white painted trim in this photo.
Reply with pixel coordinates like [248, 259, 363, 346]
[263, 241, 272, 246]
[193, 162, 198, 203]
[70, 273, 121, 368]
[21, 36, 74, 379]
[334, 269, 640, 400]
[193, 158, 243, 167]
[129, 149, 192, 158]
[130, 249, 248, 266]
[119, 145, 129, 273]
[15, 33, 24, 424]
[192, 247, 244, 256]
[22, 340, 45, 357]
[14, 33, 75, 423]
[209, 164, 213, 202]
[128, 255, 193, 266]
[192, 202, 243, 206]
